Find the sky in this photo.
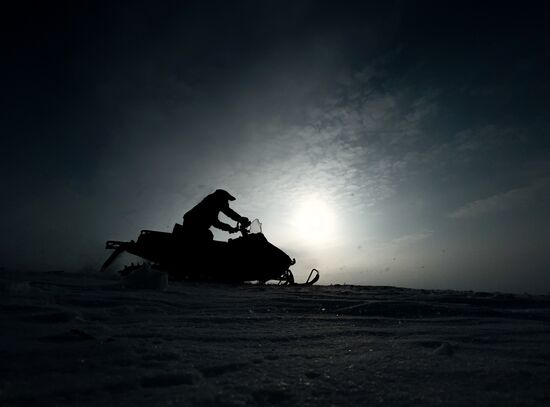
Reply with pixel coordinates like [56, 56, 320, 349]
[2, 1, 550, 293]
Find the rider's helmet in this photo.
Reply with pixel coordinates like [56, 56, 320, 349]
[213, 189, 236, 201]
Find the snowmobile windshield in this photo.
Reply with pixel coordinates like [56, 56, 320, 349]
[248, 219, 262, 234]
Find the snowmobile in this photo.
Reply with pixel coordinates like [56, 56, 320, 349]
[100, 219, 319, 286]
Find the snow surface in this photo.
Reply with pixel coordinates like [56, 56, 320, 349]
[1, 270, 550, 406]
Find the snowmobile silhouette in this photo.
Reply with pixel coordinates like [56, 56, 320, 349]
[100, 218, 319, 285]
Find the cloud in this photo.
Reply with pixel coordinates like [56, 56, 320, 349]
[408, 124, 525, 174]
[224, 66, 440, 220]
[391, 230, 434, 245]
[449, 178, 550, 219]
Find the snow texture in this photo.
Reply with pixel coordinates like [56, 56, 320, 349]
[1, 269, 550, 406]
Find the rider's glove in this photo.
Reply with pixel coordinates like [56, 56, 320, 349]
[240, 217, 251, 227]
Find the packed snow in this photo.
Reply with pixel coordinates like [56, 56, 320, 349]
[1, 269, 550, 406]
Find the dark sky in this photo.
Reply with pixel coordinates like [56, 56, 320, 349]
[2, 1, 550, 292]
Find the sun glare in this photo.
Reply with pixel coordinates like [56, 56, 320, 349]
[291, 196, 336, 246]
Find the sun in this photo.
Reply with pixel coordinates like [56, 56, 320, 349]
[291, 196, 336, 245]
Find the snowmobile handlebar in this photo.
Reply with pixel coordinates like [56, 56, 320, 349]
[236, 217, 252, 236]
[237, 222, 250, 236]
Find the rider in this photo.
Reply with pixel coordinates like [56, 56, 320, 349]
[183, 189, 250, 241]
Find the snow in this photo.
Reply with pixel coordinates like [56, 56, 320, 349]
[1, 269, 550, 406]
[120, 264, 168, 291]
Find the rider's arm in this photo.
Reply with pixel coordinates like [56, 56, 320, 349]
[220, 206, 245, 223]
